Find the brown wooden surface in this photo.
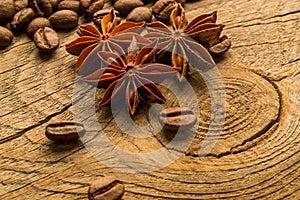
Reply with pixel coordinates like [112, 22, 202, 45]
[0, 0, 299, 199]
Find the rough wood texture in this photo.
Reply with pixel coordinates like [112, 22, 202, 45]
[0, 0, 299, 199]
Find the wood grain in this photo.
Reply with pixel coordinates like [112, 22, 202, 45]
[0, 0, 299, 199]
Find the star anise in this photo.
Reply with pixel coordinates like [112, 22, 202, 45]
[82, 38, 180, 115]
[145, 4, 224, 78]
[65, 9, 148, 75]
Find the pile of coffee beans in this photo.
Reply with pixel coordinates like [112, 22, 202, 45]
[0, 0, 187, 52]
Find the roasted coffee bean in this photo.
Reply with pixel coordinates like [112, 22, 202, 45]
[49, 0, 59, 10]
[58, 0, 80, 12]
[28, 0, 53, 17]
[33, 27, 59, 53]
[0, 26, 14, 47]
[208, 35, 231, 56]
[159, 107, 197, 131]
[126, 6, 152, 22]
[26, 17, 51, 37]
[39, 0, 53, 17]
[79, 0, 92, 14]
[0, 0, 15, 25]
[152, 0, 177, 22]
[45, 121, 85, 142]
[49, 10, 79, 29]
[93, 9, 120, 28]
[14, 0, 29, 12]
[10, 8, 35, 31]
[28, 0, 44, 17]
[88, 176, 125, 200]
[86, 0, 104, 16]
[114, 0, 144, 16]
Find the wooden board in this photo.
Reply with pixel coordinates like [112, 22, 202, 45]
[0, 0, 299, 199]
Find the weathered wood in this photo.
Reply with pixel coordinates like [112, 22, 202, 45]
[0, 0, 299, 199]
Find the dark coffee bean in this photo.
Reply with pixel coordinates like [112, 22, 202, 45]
[208, 35, 231, 56]
[26, 17, 51, 37]
[58, 0, 80, 12]
[0, 26, 14, 47]
[93, 9, 120, 28]
[38, 0, 53, 17]
[45, 121, 85, 142]
[49, 0, 59, 10]
[33, 27, 59, 53]
[114, 0, 144, 16]
[79, 0, 92, 14]
[14, 0, 28, 12]
[159, 107, 197, 131]
[126, 6, 152, 22]
[88, 176, 125, 200]
[152, 0, 176, 22]
[28, 0, 44, 17]
[10, 8, 35, 31]
[49, 10, 78, 29]
[86, 0, 104, 16]
[0, 0, 15, 25]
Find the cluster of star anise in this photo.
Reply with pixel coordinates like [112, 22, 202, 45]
[66, 5, 230, 115]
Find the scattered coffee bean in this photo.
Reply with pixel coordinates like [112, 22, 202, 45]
[0, 0, 16, 25]
[49, 0, 59, 10]
[208, 35, 231, 56]
[126, 6, 152, 22]
[45, 121, 85, 142]
[0, 26, 14, 47]
[28, 0, 43, 17]
[86, 0, 104, 16]
[152, 0, 176, 22]
[10, 8, 35, 31]
[114, 0, 144, 16]
[58, 0, 80, 12]
[26, 17, 51, 37]
[33, 27, 59, 53]
[88, 176, 125, 200]
[49, 10, 79, 29]
[14, 0, 29, 12]
[93, 9, 120, 28]
[38, 0, 53, 17]
[159, 107, 197, 131]
[80, 0, 92, 14]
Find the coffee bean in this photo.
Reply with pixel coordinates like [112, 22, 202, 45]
[86, 0, 104, 16]
[49, 0, 59, 10]
[88, 176, 125, 200]
[93, 9, 120, 28]
[58, 0, 80, 12]
[0, 26, 14, 47]
[0, 0, 16, 25]
[33, 27, 59, 53]
[208, 35, 231, 56]
[28, 0, 53, 17]
[26, 17, 51, 37]
[152, 0, 176, 22]
[114, 0, 144, 16]
[159, 107, 197, 131]
[14, 0, 29, 12]
[10, 8, 35, 31]
[38, 0, 53, 17]
[126, 6, 152, 22]
[79, 0, 92, 14]
[49, 10, 79, 29]
[45, 121, 85, 142]
[28, 0, 44, 17]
